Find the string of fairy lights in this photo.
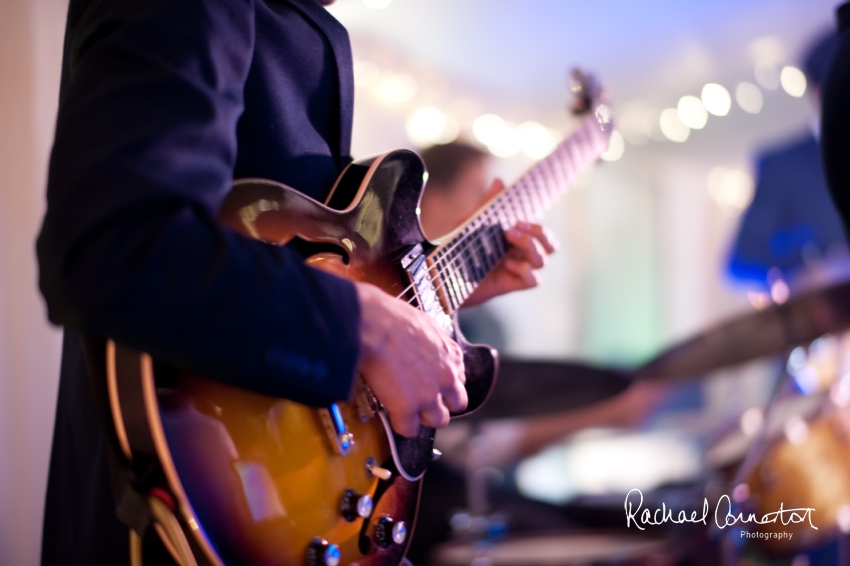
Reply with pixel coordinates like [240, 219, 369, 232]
[339, 0, 811, 216]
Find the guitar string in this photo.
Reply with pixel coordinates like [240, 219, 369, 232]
[393, 144, 586, 308]
[391, 178, 543, 300]
[392, 146, 589, 310]
[405, 116, 598, 284]
[407, 148, 602, 312]
[402, 143, 574, 292]
[395, 180, 548, 304]
[391, 120, 601, 308]
[400, 136, 590, 302]
[398, 173, 569, 311]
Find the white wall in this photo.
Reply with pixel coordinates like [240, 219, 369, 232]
[0, 0, 67, 563]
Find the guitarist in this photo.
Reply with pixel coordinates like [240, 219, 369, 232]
[36, 0, 556, 564]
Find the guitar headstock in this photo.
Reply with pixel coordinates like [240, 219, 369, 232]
[569, 68, 612, 131]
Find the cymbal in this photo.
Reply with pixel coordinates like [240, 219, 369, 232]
[634, 280, 850, 382]
[477, 359, 631, 419]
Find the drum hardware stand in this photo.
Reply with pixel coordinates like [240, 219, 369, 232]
[718, 347, 839, 566]
[447, 425, 510, 560]
[718, 366, 799, 566]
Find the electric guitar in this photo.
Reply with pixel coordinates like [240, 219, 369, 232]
[104, 71, 612, 566]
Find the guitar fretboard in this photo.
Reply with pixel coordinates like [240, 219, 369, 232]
[425, 110, 611, 313]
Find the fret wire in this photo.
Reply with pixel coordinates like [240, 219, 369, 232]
[513, 187, 528, 221]
[416, 216, 519, 312]
[492, 197, 509, 229]
[510, 187, 527, 223]
[429, 240, 500, 311]
[499, 198, 514, 230]
[410, 224, 510, 312]
[431, 258, 456, 312]
[539, 159, 559, 204]
[525, 182, 541, 220]
[413, 114, 605, 308]
[500, 197, 515, 228]
[526, 166, 546, 207]
[450, 262, 468, 305]
[452, 245, 472, 302]
[460, 247, 477, 295]
[517, 179, 536, 220]
[501, 193, 517, 227]
[442, 260, 462, 310]
[552, 149, 571, 192]
[453, 246, 469, 300]
[510, 182, 526, 221]
[561, 151, 578, 192]
[528, 177, 545, 220]
[552, 146, 570, 182]
[431, 226, 506, 307]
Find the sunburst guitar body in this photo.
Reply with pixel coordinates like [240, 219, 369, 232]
[103, 72, 611, 566]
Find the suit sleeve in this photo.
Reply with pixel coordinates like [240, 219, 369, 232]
[37, 0, 361, 406]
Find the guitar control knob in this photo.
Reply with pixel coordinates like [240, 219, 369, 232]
[306, 538, 341, 566]
[365, 457, 392, 480]
[340, 489, 373, 522]
[375, 516, 407, 548]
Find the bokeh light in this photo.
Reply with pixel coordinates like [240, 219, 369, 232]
[708, 166, 754, 210]
[659, 108, 690, 142]
[516, 121, 559, 159]
[784, 417, 809, 445]
[677, 95, 708, 129]
[406, 107, 459, 146]
[740, 407, 764, 438]
[473, 114, 519, 158]
[735, 82, 763, 114]
[600, 130, 625, 162]
[748, 36, 786, 65]
[754, 60, 780, 90]
[701, 83, 731, 117]
[780, 65, 807, 98]
[617, 110, 651, 145]
[374, 72, 418, 103]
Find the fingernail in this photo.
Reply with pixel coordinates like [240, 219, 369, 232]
[516, 221, 531, 230]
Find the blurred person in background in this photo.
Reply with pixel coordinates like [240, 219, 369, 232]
[723, 26, 850, 566]
[727, 31, 846, 296]
[408, 141, 668, 564]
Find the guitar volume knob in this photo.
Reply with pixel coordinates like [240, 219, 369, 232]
[340, 489, 373, 522]
[306, 538, 341, 566]
[375, 516, 407, 548]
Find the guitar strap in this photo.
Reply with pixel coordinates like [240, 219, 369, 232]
[79, 334, 155, 539]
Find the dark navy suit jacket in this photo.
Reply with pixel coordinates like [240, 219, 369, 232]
[37, 0, 360, 563]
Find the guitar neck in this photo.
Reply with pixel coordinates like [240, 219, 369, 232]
[425, 110, 611, 314]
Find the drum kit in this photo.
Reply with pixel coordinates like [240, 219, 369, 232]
[426, 280, 850, 565]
